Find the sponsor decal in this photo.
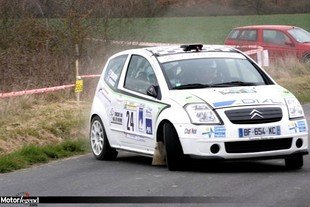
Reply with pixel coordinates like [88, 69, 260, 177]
[288, 121, 298, 133]
[102, 87, 109, 95]
[107, 70, 118, 87]
[202, 127, 214, 138]
[125, 102, 137, 110]
[158, 52, 243, 63]
[98, 86, 111, 102]
[214, 126, 226, 138]
[279, 88, 292, 97]
[213, 98, 282, 108]
[219, 88, 257, 95]
[145, 107, 152, 118]
[297, 120, 307, 132]
[184, 128, 197, 134]
[240, 99, 282, 105]
[202, 126, 225, 138]
[110, 109, 123, 125]
[146, 118, 153, 135]
[138, 107, 144, 132]
[125, 133, 146, 142]
[289, 120, 307, 133]
[213, 100, 236, 108]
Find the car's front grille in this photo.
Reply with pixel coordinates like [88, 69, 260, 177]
[225, 107, 282, 124]
[225, 138, 292, 153]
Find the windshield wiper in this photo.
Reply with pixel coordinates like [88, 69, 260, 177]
[172, 83, 213, 90]
[213, 81, 258, 87]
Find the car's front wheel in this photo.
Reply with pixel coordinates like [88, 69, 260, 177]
[285, 155, 303, 170]
[164, 122, 185, 171]
[302, 53, 310, 63]
[90, 116, 118, 160]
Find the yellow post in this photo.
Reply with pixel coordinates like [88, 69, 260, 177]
[75, 77, 83, 94]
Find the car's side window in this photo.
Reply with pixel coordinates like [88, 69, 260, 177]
[104, 55, 128, 89]
[238, 29, 257, 41]
[124, 55, 158, 95]
[228, 29, 240, 39]
[263, 30, 292, 46]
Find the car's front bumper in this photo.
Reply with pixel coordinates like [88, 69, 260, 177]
[174, 119, 309, 159]
[180, 135, 308, 159]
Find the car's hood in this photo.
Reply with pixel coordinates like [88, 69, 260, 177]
[299, 42, 310, 47]
[169, 85, 291, 109]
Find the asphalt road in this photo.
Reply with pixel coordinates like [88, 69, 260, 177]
[0, 104, 310, 207]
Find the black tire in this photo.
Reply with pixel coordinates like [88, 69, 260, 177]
[163, 122, 184, 171]
[302, 53, 310, 64]
[285, 155, 303, 170]
[90, 116, 118, 160]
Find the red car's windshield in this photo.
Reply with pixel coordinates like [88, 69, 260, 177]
[288, 28, 310, 43]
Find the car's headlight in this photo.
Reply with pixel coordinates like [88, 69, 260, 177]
[184, 103, 220, 124]
[285, 97, 304, 119]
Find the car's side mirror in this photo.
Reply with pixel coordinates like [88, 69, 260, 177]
[285, 41, 294, 47]
[146, 85, 158, 98]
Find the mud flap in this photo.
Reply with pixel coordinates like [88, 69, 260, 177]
[152, 141, 166, 165]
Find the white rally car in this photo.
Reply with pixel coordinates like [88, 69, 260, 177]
[90, 44, 308, 171]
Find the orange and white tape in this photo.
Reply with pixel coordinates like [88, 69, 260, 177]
[0, 74, 101, 99]
[0, 84, 75, 99]
[235, 45, 263, 55]
[80, 74, 101, 78]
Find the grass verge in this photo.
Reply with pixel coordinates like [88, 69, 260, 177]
[264, 58, 310, 103]
[105, 13, 310, 44]
[0, 139, 89, 173]
[0, 93, 91, 155]
[277, 76, 310, 104]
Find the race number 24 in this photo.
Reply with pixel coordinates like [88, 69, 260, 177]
[126, 111, 134, 131]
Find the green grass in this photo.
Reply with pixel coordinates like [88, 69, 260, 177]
[104, 13, 310, 44]
[0, 95, 90, 154]
[0, 94, 91, 173]
[278, 76, 310, 104]
[0, 139, 89, 173]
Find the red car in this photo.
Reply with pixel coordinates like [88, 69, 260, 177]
[224, 25, 310, 63]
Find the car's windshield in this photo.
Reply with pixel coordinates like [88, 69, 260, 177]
[288, 28, 310, 43]
[161, 58, 269, 90]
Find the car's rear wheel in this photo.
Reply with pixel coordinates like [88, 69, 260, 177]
[285, 155, 303, 170]
[164, 122, 185, 171]
[90, 116, 118, 160]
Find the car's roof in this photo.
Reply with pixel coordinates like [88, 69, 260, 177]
[119, 44, 236, 57]
[234, 25, 296, 30]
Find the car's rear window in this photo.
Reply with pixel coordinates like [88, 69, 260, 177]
[104, 55, 128, 89]
[238, 29, 257, 41]
[228, 29, 240, 39]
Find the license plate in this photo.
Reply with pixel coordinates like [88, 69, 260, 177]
[239, 126, 281, 138]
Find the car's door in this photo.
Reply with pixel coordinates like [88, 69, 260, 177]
[261, 29, 296, 60]
[118, 54, 166, 154]
[96, 54, 128, 147]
